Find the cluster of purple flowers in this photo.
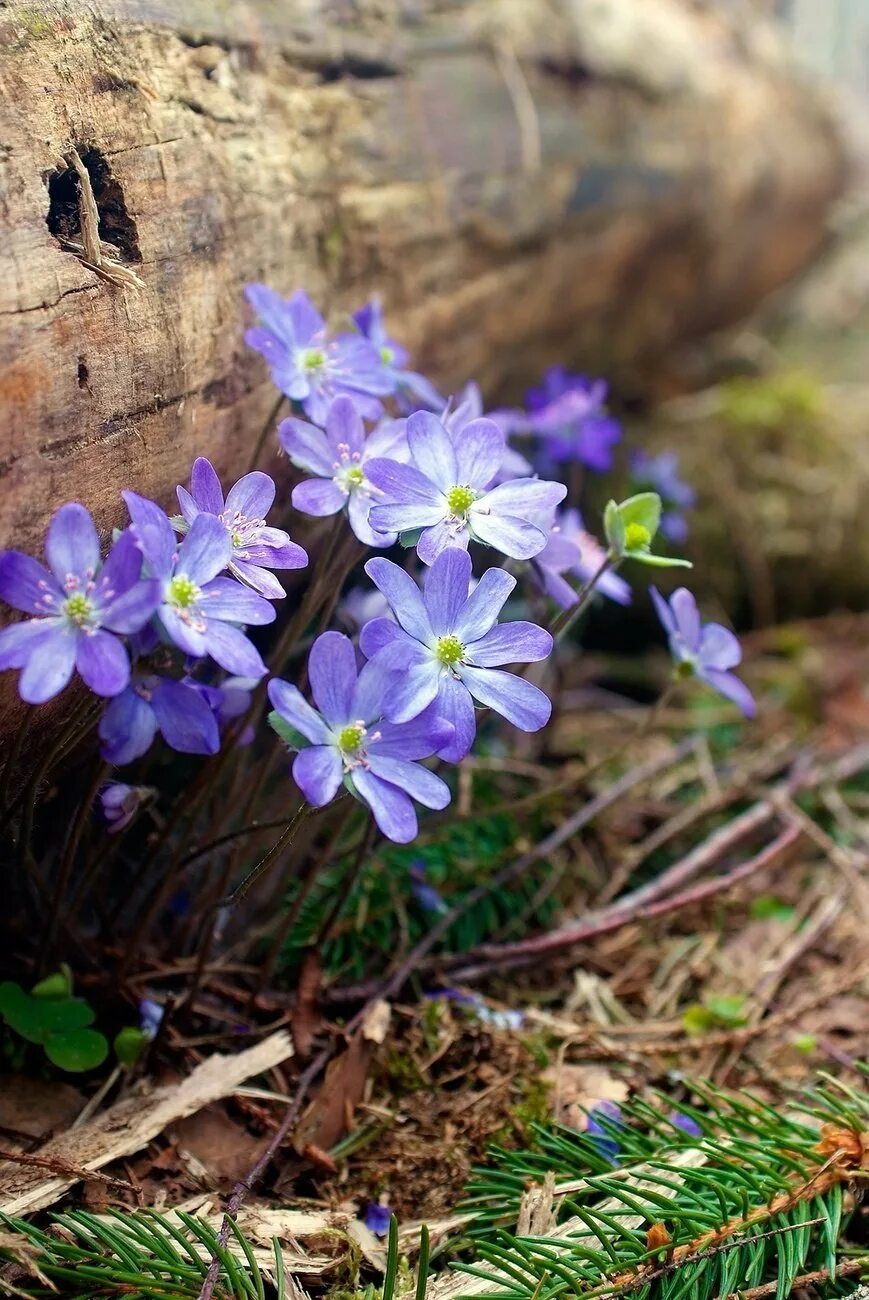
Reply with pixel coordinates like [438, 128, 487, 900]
[0, 286, 754, 848]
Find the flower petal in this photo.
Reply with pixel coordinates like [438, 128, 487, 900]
[100, 578, 161, 635]
[366, 754, 450, 810]
[18, 628, 76, 703]
[293, 745, 342, 807]
[268, 678, 331, 744]
[458, 665, 551, 732]
[669, 588, 701, 652]
[203, 621, 267, 677]
[423, 546, 473, 636]
[0, 620, 58, 671]
[45, 503, 100, 584]
[292, 479, 347, 517]
[190, 458, 225, 513]
[351, 767, 418, 843]
[98, 529, 145, 598]
[350, 656, 393, 722]
[348, 492, 394, 547]
[230, 560, 286, 599]
[245, 283, 296, 344]
[278, 417, 334, 476]
[225, 471, 275, 520]
[123, 492, 177, 579]
[369, 502, 445, 534]
[698, 622, 742, 671]
[176, 514, 232, 586]
[365, 457, 442, 506]
[417, 519, 468, 566]
[406, 411, 457, 491]
[160, 606, 208, 659]
[152, 679, 221, 754]
[467, 621, 552, 667]
[482, 478, 567, 517]
[99, 687, 158, 764]
[375, 702, 454, 759]
[451, 567, 516, 645]
[359, 616, 403, 659]
[75, 629, 130, 697]
[0, 552, 62, 614]
[470, 507, 546, 560]
[326, 394, 365, 458]
[203, 577, 276, 626]
[432, 674, 476, 762]
[649, 585, 675, 637]
[308, 630, 358, 725]
[364, 558, 432, 643]
[454, 418, 505, 489]
[701, 668, 756, 718]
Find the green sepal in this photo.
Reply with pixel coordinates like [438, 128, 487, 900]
[603, 499, 625, 553]
[399, 528, 424, 549]
[268, 711, 306, 751]
[628, 552, 693, 568]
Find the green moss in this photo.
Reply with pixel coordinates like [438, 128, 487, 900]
[719, 370, 824, 432]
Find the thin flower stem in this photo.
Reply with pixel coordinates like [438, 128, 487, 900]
[11, 701, 101, 866]
[246, 393, 285, 473]
[549, 553, 617, 641]
[221, 803, 313, 909]
[312, 816, 378, 950]
[0, 706, 31, 811]
[40, 758, 109, 970]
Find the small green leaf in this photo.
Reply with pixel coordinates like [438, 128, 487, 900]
[31, 968, 73, 1000]
[628, 552, 693, 568]
[268, 711, 306, 750]
[792, 1034, 817, 1055]
[751, 896, 795, 923]
[45, 1028, 109, 1073]
[0, 983, 95, 1045]
[682, 1005, 715, 1036]
[618, 492, 662, 538]
[705, 994, 747, 1025]
[603, 499, 625, 553]
[114, 1026, 150, 1068]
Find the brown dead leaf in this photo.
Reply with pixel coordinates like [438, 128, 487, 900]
[292, 949, 323, 1060]
[294, 1003, 392, 1154]
[171, 1107, 263, 1187]
[0, 1076, 84, 1143]
[541, 1063, 628, 1130]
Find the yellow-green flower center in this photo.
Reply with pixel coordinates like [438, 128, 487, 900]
[338, 722, 366, 754]
[446, 485, 476, 517]
[436, 634, 464, 668]
[168, 574, 201, 609]
[676, 658, 696, 680]
[64, 592, 93, 625]
[301, 348, 326, 372]
[624, 522, 651, 550]
[345, 465, 365, 489]
[380, 345, 395, 365]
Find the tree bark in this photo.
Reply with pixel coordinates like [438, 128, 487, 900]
[0, 0, 845, 562]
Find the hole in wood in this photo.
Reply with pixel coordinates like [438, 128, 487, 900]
[46, 146, 142, 264]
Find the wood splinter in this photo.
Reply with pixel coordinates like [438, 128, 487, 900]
[60, 147, 145, 290]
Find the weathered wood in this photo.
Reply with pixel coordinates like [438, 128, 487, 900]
[0, 0, 845, 562]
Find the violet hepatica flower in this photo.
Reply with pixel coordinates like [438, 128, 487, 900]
[670, 1111, 703, 1138]
[651, 586, 755, 718]
[0, 505, 160, 704]
[123, 492, 275, 679]
[366, 410, 566, 564]
[526, 367, 621, 471]
[99, 673, 221, 765]
[175, 458, 307, 598]
[409, 861, 448, 915]
[353, 297, 442, 412]
[279, 395, 408, 546]
[631, 450, 695, 544]
[531, 509, 631, 610]
[244, 285, 392, 425]
[99, 781, 152, 834]
[360, 548, 552, 761]
[139, 998, 164, 1039]
[443, 382, 533, 483]
[586, 1100, 625, 1163]
[363, 1201, 392, 1237]
[268, 631, 452, 844]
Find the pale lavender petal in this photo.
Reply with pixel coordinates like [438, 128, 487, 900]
[99, 687, 158, 764]
[292, 478, 346, 517]
[225, 471, 275, 520]
[351, 656, 392, 722]
[45, 503, 100, 584]
[423, 546, 473, 636]
[467, 622, 552, 667]
[406, 412, 457, 491]
[287, 289, 326, 343]
[0, 619, 57, 669]
[278, 417, 333, 475]
[18, 628, 76, 703]
[364, 558, 433, 643]
[417, 519, 468, 566]
[190, 458, 225, 513]
[375, 704, 453, 759]
[176, 485, 199, 526]
[482, 478, 567, 516]
[351, 767, 418, 843]
[245, 283, 296, 344]
[359, 616, 404, 659]
[268, 678, 331, 744]
[160, 607, 208, 659]
[469, 508, 546, 559]
[698, 622, 742, 671]
[245, 324, 285, 365]
[176, 514, 232, 586]
[100, 579, 161, 634]
[308, 631, 358, 725]
[366, 755, 450, 810]
[701, 668, 756, 718]
[326, 394, 365, 458]
[650, 586, 675, 638]
[669, 588, 701, 652]
[365, 417, 408, 460]
[452, 566, 516, 643]
[75, 629, 130, 697]
[203, 621, 267, 677]
[123, 492, 177, 579]
[97, 529, 143, 598]
[369, 502, 445, 534]
[365, 458, 442, 506]
[0, 552, 62, 614]
[368, 643, 439, 723]
[231, 560, 286, 599]
[536, 564, 580, 610]
[203, 577, 276, 626]
[598, 570, 632, 606]
[152, 679, 220, 754]
[433, 674, 476, 762]
[454, 419, 505, 489]
[293, 745, 343, 807]
[252, 538, 307, 570]
[458, 665, 551, 732]
[348, 491, 394, 547]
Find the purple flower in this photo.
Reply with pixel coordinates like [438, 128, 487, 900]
[268, 631, 452, 844]
[409, 861, 448, 914]
[175, 458, 307, 598]
[670, 1111, 702, 1138]
[244, 285, 392, 425]
[360, 548, 552, 761]
[99, 673, 221, 765]
[631, 451, 695, 544]
[123, 492, 275, 679]
[526, 368, 621, 471]
[651, 586, 755, 718]
[363, 1201, 392, 1237]
[366, 411, 566, 565]
[99, 781, 152, 833]
[530, 510, 632, 610]
[0, 505, 160, 704]
[139, 998, 164, 1039]
[353, 297, 442, 412]
[586, 1100, 624, 1162]
[279, 396, 409, 546]
[194, 675, 257, 747]
[443, 383, 533, 483]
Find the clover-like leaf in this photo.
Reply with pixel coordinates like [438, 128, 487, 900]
[0, 981, 95, 1045]
[31, 967, 73, 1000]
[114, 1026, 150, 1068]
[44, 1028, 109, 1073]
